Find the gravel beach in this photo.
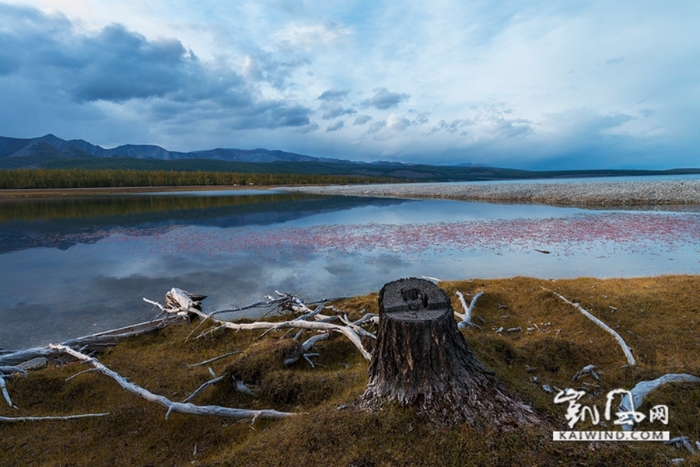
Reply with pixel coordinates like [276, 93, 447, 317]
[284, 179, 700, 209]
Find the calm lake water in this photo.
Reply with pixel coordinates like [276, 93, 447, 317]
[1, 183, 699, 349]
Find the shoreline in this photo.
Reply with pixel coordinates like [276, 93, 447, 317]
[3, 179, 698, 208]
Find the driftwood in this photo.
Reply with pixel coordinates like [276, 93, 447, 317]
[51, 345, 297, 423]
[543, 287, 636, 366]
[150, 287, 374, 361]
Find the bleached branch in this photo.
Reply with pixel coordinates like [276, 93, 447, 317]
[160, 289, 373, 361]
[50, 344, 297, 422]
[543, 287, 636, 366]
[0, 413, 110, 423]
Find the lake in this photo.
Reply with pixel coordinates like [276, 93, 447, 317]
[1, 186, 699, 349]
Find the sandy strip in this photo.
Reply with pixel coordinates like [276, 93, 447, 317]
[283, 180, 700, 208]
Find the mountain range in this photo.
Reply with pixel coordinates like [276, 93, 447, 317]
[2, 134, 699, 182]
[0, 134, 340, 169]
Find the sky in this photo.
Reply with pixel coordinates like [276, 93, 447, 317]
[0, 1, 698, 169]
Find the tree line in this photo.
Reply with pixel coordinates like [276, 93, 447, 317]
[0, 169, 388, 189]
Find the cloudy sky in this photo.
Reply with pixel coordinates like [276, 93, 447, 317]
[0, 1, 698, 169]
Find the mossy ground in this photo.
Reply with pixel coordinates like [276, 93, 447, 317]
[2, 275, 700, 466]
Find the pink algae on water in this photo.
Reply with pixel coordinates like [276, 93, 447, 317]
[105, 212, 700, 262]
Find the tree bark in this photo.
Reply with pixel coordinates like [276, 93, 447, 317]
[359, 278, 545, 430]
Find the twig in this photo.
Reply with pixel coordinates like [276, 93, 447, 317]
[65, 368, 99, 381]
[186, 351, 243, 368]
[182, 375, 225, 403]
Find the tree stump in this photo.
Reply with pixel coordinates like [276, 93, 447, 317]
[359, 278, 545, 429]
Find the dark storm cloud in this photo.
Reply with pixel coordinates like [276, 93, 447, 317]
[0, 5, 206, 103]
[67, 24, 203, 102]
[361, 87, 410, 109]
[0, 4, 311, 129]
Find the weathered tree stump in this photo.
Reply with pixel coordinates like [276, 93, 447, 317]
[359, 278, 545, 429]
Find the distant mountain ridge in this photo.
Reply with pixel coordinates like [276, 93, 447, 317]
[0, 134, 340, 167]
[2, 134, 699, 183]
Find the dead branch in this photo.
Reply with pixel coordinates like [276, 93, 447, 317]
[50, 344, 297, 422]
[151, 288, 373, 361]
[543, 287, 636, 366]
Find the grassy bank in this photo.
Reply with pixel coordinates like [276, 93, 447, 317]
[2, 276, 700, 466]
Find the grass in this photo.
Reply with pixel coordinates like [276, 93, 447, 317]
[2, 275, 700, 466]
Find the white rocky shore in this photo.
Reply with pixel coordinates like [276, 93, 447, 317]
[284, 179, 700, 208]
